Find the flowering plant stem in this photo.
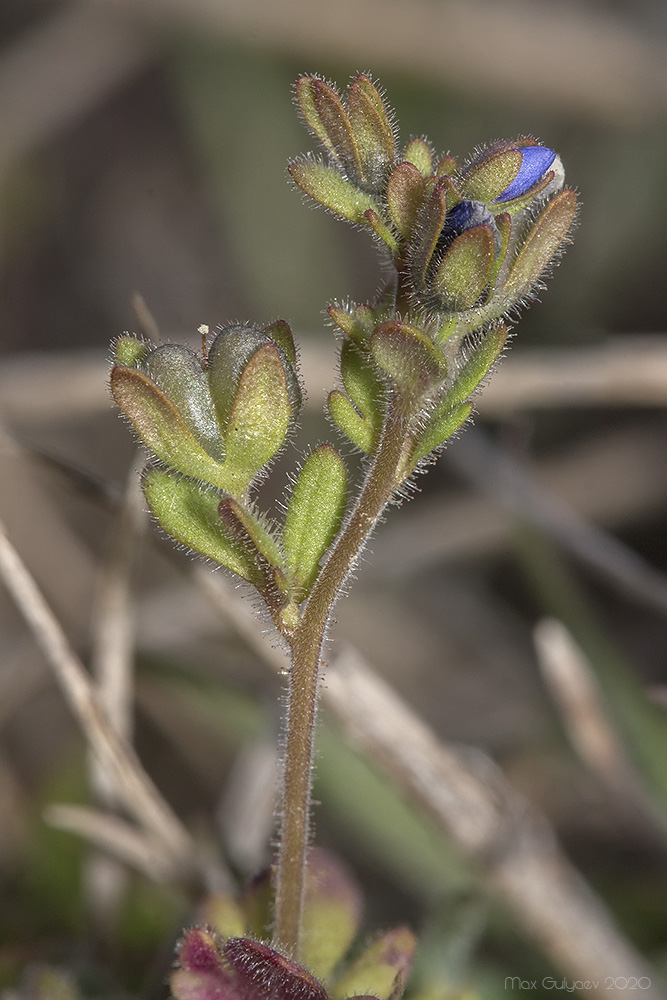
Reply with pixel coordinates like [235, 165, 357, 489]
[275, 403, 411, 955]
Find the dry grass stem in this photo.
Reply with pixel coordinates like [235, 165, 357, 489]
[0, 519, 194, 879]
[3, 339, 667, 426]
[534, 618, 654, 807]
[87, 460, 146, 920]
[45, 804, 180, 884]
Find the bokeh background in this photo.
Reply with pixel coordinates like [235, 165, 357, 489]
[1, 1, 667, 997]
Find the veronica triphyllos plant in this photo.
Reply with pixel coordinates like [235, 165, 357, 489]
[109, 73, 577, 1000]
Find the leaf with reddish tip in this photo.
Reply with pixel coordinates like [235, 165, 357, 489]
[347, 74, 395, 185]
[289, 161, 381, 225]
[432, 225, 496, 309]
[408, 179, 449, 289]
[504, 188, 577, 301]
[387, 162, 425, 240]
[311, 78, 363, 179]
[295, 76, 343, 162]
[435, 153, 458, 177]
[110, 367, 229, 491]
[332, 926, 417, 1000]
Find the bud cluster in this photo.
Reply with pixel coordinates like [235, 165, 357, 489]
[290, 74, 576, 337]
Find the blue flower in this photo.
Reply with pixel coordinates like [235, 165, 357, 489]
[496, 146, 556, 202]
[436, 200, 501, 255]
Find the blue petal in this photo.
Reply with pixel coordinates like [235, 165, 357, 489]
[496, 146, 556, 202]
[437, 200, 500, 255]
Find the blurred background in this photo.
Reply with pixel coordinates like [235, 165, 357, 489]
[1, 0, 667, 997]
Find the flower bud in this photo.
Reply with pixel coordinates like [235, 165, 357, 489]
[459, 140, 564, 211]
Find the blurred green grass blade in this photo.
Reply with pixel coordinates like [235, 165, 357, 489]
[167, 43, 346, 325]
[515, 525, 667, 827]
[148, 671, 474, 899]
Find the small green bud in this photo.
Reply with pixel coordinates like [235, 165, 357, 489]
[283, 445, 348, 599]
[402, 137, 433, 177]
[327, 303, 377, 344]
[113, 334, 149, 368]
[432, 223, 496, 309]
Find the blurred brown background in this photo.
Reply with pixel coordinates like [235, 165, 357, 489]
[1, 1, 667, 997]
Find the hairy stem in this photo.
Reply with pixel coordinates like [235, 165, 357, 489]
[273, 403, 411, 955]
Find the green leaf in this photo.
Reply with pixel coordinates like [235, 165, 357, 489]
[283, 445, 347, 598]
[289, 160, 381, 224]
[432, 225, 495, 309]
[263, 318, 298, 369]
[327, 390, 375, 454]
[410, 400, 472, 466]
[339, 340, 383, 443]
[143, 468, 260, 584]
[443, 323, 508, 407]
[110, 367, 230, 490]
